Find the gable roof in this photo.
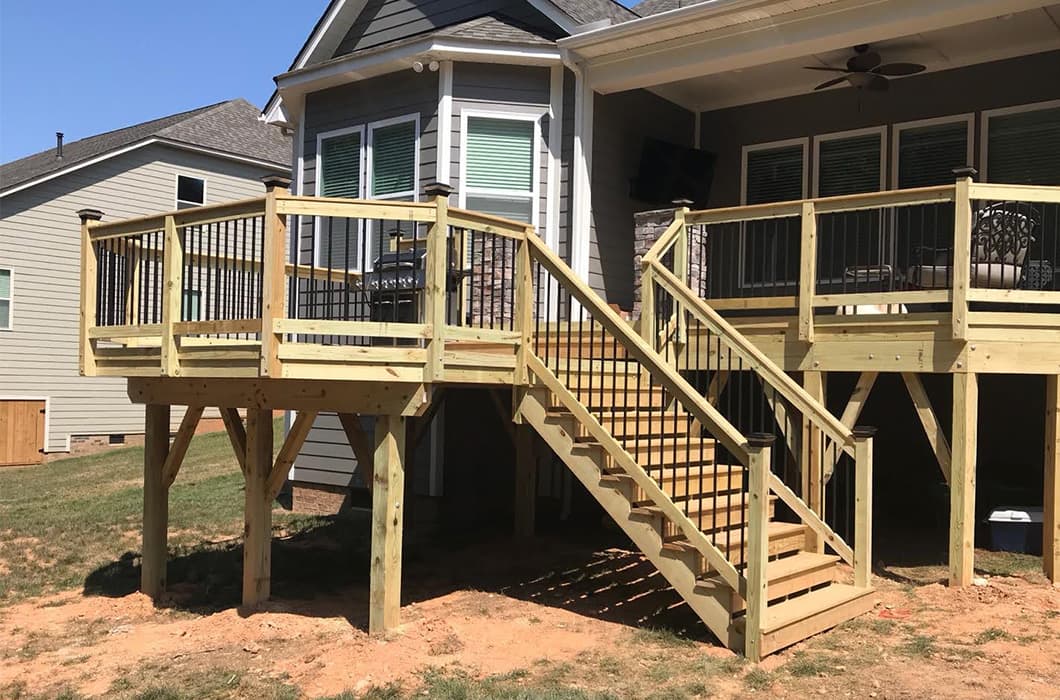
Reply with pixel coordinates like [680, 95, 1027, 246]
[553, 0, 640, 24]
[434, 14, 562, 45]
[1, 99, 290, 197]
[630, 0, 694, 16]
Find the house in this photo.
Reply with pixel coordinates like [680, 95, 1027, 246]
[74, 0, 1059, 660]
[0, 99, 290, 464]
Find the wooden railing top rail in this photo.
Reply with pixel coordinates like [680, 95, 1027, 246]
[968, 181, 1060, 204]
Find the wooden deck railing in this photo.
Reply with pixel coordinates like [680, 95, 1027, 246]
[643, 178, 1060, 342]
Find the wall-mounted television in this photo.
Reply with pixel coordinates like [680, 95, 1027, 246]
[630, 137, 716, 208]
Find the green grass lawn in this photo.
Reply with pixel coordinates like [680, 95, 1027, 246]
[0, 420, 297, 603]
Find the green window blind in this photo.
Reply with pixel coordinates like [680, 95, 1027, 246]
[0, 268, 11, 329]
[988, 106, 1060, 185]
[898, 122, 969, 188]
[818, 133, 882, 197]
[321, 132, 362, 198]
[745, 145, 804, 204]
[372, 120, 417, 196]
[466, 117, 534, 192]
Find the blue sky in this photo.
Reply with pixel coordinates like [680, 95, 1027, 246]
[0, 0, 640, 164]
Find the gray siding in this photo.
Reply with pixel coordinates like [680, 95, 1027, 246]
[589, 90, 695, 308]
[0, 145, 285, 452]
[699, 50, 1060, 207]
[333, 0, 561, 56]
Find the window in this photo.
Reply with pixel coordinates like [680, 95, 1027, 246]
[984, 102, 1060, 185]
[814, 128, 885, 197]
[176, 175, 205, 209]
[317, 126, 366, 270]
[894, 117, 972, 189]
[740, 140, 807, 288]
[369, 116, 418, 199]
[320, 130, 363, 198]
[182, 290, 201, 322]
[462, 114, 538, 224]
[0, 268, 11, 330]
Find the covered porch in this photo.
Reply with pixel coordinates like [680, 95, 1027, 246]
[561, 0, 1060, 587]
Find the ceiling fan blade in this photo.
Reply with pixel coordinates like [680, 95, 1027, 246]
[803, 66, 849, 73]
[866, 74, 890, 92]
[847, 50, 881, 72]
[872, 62, 926, 77]
[814, 76, 850, 91]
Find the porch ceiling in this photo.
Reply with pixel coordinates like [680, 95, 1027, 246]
[658, 4, 1060, 112]
[562, 0, 1059, 108]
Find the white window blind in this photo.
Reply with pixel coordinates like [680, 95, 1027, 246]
[818, 133, 882, 197]
[897, 122, 969, 188]
[465, 116, 536, 223]
[745, 145, 804, 204]
[0, 268, 11, 329]
[988, 106, 1060, 185]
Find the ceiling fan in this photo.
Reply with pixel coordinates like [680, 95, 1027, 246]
[805, 44, 926, 92]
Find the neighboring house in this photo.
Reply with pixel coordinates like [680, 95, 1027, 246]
[262, 0, 1060, 508]
[0, 99, 291, 464]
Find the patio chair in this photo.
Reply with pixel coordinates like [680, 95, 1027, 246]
[907, 202, 1038, 289]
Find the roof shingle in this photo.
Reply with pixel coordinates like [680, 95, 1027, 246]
[1, 99, 290, 195]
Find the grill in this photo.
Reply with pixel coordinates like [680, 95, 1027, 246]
[366, 248, 426, 324]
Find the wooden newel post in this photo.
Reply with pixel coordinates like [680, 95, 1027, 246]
[671, 201, 691, 348]
[852, 426, 876, 589]
[260, 175, 291, 378]
[514, 225, 534, 387]
[424, 182, 454, 383]
[161, 214, 183, 377]
[78, 209, 104, 377]
[951, 167, 976, 341]
[744, 432, 774, 663]
[798, 200, 817, 343]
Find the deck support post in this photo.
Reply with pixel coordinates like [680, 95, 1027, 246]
[242, 408, 274, 607]
[744, 433, 774, 664]
[142, 404, 171, 599]
[1045, 374, 1059, 584]
[801, 371, 825, 553]
[514, 424, 536, 537]
[370, 414, 406, 635]
[260, 176, 291, 378]
[949, 372, 978, 587]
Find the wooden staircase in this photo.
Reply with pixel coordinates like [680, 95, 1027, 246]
[519, 324, 875, 658]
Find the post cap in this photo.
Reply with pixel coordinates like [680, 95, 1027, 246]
[746, 433, 776, 448]
[424, 181, 456, 198]
[852, 425, 878, 439]
[671, 198, 694, 208]
[77, 208, 104, 222]
[261, 175, 292, 192]
[952, 167, 978, 181]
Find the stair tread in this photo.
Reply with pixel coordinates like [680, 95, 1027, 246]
[696, 552, 839, 588]
[635, 493, 775, 511]
[664, 521, 805, 552]
[762, 583, 874, 634]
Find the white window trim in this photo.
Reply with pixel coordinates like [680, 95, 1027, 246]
[891, 113, 975, 190]
[739, 137, 809, 206]
[0, 267, 12, 331]
[738, 138, 808, 289]
[980, 98, 1060, 182]
[314, 124, 366, 269]
[367, 113, 421, 201]
[812, 125, 887, 197]
[174, 173, 207, 209]
[457, 108, 543, 230]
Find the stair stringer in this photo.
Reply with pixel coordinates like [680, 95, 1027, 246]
[519, 389, 743, 650]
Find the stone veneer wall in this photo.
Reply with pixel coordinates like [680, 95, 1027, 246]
[632, 208, 680, 317]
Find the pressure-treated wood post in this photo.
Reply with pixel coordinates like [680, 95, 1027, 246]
[424, 183, 454, 383]
[242, 408, 274, 607]
[260, 176, 291, 378]
[514, 226, 534, 387]
[951, 169, 975, 341]
[1045, 374, 1059, 584]
[160, 215, 183, 376]
[950, 372, 978, 587]
[514, 424, 536, 537]
[798, 201, 817, 343]
[671, 203, 691, 348]
[78, 209, 103, 377]
[370, 414, 406, 635]
[801, 371, 825, 553]
[640, 261, 656, 348]
[744, 433, 774, 663]
[852, 426, 876, 589]
[142, 403, 171, 599]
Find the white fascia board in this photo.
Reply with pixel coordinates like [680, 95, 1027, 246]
[570, 0, 1049, 93]
[0, 139, 288, 200]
